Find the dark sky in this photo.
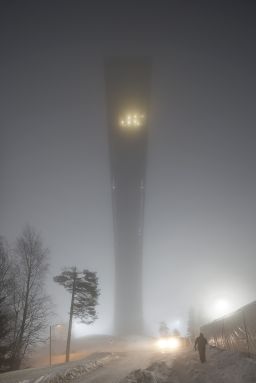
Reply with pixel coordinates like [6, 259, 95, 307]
[1, 0, 256, 335]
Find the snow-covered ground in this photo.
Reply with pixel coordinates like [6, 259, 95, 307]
[1, 344, 256, 383]
[0, 352, 117, 383]
[121, 347, 256, 383]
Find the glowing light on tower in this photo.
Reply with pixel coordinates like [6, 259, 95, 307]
[119, 112, 145, 129]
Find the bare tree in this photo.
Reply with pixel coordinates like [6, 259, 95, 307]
[0, 237, 10, 295]
[54, 267, 100, 362]
[0, 237, 13, 371]
[8, 225, 51, 370]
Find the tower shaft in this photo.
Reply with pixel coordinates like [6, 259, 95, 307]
[105, 57, 151, 334]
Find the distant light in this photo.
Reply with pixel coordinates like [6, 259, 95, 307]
[156, 337, 180, 351]
[119, 112, 145, 130]
[157, 338, 167, 349]
[167, 337, 180, 349]
[174, 320, 181, 327]
[212, 299, 233, 319]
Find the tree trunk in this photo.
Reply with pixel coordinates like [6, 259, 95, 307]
[66, 274, 76, 363]
[10, 272, 31, 370]
[10, 356, 22, 371]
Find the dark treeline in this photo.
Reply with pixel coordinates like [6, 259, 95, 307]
[0, 225, 50, 371]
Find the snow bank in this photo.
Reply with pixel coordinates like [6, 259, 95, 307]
[121, 347, 256, 383]
[17, 353, 117, 383]
[171, 347, 256, 383]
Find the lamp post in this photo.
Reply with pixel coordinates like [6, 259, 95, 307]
[49, 323, 64, 367]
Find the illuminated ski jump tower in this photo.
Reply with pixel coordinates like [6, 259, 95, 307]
[105, 58, 151, 334]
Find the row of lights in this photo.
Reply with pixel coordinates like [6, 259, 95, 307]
[119, 113, 145, 129]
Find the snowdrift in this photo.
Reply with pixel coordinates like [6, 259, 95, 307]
[121, 347, 256, 383]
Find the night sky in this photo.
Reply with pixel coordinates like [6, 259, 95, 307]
[1, 0, 256, 335]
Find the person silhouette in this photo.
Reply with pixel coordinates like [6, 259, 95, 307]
[194, 333, 207, 363]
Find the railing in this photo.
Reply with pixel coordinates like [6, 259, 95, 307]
[201, 301, 256, 357]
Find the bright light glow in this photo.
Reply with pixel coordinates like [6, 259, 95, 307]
[167, 337, 180, 349]
[73, 321, 88, 338]
[156, 337, 180, 351]
[212, 299, 233, 318]
[119, 112, 145, 129]
[55, 323, 64, 328]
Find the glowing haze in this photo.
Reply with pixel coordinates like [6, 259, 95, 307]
[1, 1, 256, 337]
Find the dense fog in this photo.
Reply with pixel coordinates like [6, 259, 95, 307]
[1, 1, 256, 337]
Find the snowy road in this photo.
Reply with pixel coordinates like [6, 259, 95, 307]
[1, 346, 256, 383]
[72, 350, 162, 383]
[74, 347, 256, 383]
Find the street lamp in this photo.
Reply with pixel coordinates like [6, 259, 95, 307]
[212, 299, 232, 318]
[49, 323, 65, 367]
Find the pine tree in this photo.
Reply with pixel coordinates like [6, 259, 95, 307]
[54, 267, 100, 362]
[187, 307, 196, 341]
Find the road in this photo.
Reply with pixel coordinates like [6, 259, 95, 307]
[0, 337, 175, 383]
[73, 350, 165, 383]
[1, 345, 255, 383]
[73, 347, 256, 383]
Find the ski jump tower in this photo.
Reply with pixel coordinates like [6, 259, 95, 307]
[105, 57, 151, 334]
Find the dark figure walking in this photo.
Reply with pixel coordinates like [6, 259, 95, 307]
[194, 333, 207, 363]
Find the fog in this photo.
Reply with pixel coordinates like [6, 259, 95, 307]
[1, 1, 256, 337]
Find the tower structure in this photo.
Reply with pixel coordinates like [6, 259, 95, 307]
[105, 57, 151, 334]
